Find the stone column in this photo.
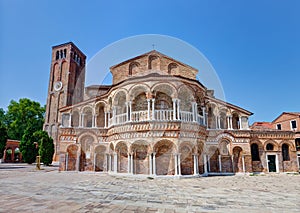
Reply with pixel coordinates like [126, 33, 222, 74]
[153, 152, 156, 175]
[112, 107, 116, 125]
[177, 100, 180, 120]
[202, 107, 206, 125]
[65, 153, 69, 171]
[147, 99, 151, 120]
[126, 102, 129, 122]
[80, 113, 84, 127]
[172, 99, 177, 120]
[215, 115, 219, 129]
[178, 154, 181, 176]
[192, 102, 196, 122]
[193, 154, 198, 175]
[151, 99, 155, 120]
[113, 153, 118, 173]
[228, 116, 233, 129]
[218, 155, 222, 173]
[129, 101, 132, 121]
[68, 113, 72, 127]
[94, 153, 97, 171]
[242, 155, 245, 173]
[203, 154, 208, 174]
[149, 154, 152, 175]
[127, 154, 131, 173]
[227, 116, 230, 130]
[130, 153, 134, 174]
[174, 154, 178, 175]
[76, 151, 80, 171]
[207, 155, 210, 172]
[104, 112, 107, 128]
[217, 116, 221, 129]
[92, 115, 96, 128]
[108, 154, 112, 172]
[239, 116, 242, 130]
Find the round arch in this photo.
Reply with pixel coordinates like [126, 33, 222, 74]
[151, 82, 177, 98]
[264, 140, 279, 151]
[94, 145, 107, 172]
[115, 141, 129, 173]
[153, 140, 176, 175]
[128, 84, 150, 100]
[66, 144, 79, 171]
[232, 146, 243, 173]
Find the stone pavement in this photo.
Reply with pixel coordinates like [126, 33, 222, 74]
[0, 164, 299, 213]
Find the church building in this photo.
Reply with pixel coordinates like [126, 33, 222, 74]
[44, 42, 299, 176]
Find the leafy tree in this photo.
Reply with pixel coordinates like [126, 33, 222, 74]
[0, 108, 8, 159]
[6, 98, 45, 140]
[20, 126, 39, 164]
[0, 126, 8, 159]
[34, 130, 54, 166]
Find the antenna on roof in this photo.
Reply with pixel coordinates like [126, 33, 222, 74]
[152, 44, 155, 50]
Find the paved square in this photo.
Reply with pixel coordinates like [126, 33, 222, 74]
[0, 164, 299, 212]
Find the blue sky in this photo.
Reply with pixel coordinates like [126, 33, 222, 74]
[0, 0, 299, 124]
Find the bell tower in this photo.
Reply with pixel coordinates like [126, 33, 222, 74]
[44, 42, 86, 161]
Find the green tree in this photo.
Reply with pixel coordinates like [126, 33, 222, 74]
[20, 126, 39, 164]
[34, 130, 54, 166]
[0, 108, 8, 159]
[6, 98, 45, 140]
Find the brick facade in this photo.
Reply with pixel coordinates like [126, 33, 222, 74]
[44, 42, 300, 176]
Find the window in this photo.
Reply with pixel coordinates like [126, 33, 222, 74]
[282, 144, 290, 161]
[56, 51, 59, 60]
[276, 124, 281, 130]
[291, 120, 297, 130]
[266, 143, 274, 151]
[251, 143, 260, 161]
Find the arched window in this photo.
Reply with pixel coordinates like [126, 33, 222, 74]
[148, 55, 159, 69]
[232, 113, 239, 129]
[129, 62, 139, 76]
[219, 111, 227, 129]
[71, 111, 80, 127]
[251, 143, 260, 161]
[56, 51, 59, 60]
[168, 63, 178, 74]
[219, 140, 229, 155]
[207, 106, 216, 129]
[83, 108, 93, 128]
[282, 144, 290, 161]
[63, 49, 67, 58]
[266, 143, 274, 151]
[62, 114, 70, 127]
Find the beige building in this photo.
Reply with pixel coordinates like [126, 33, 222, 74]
[44, 42, 299, 176]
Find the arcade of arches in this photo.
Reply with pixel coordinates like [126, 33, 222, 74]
[43, 45, 299, 176]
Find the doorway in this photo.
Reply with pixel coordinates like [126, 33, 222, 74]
[267, 155, 277, 172]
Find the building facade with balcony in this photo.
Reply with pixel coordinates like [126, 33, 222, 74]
[44, 42, 299, 176]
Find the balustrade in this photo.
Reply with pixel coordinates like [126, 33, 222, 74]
[180, 111, 193, 122]
[155, 110, 173, 121]
[65, 109, 205, 128]
[131, 110, 148, 122]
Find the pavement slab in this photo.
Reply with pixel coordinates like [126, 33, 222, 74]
[0, 164, 299, 212]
